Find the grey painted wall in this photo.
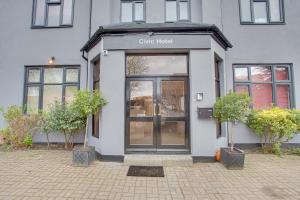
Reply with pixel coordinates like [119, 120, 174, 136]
[99, 50, 125, 156]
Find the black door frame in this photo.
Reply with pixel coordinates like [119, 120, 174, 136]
[125, 76, 190, 153]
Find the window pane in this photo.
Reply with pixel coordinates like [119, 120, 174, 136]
[93, 112, 100, 138]
[62, 0, 73, 25]
[234, 67, 249, 81]
[269, 0, 281, 22]
[48, 5, 60, 26]
[251, 66, 272, 82]
[166, 1, 177, 22]
[252, 84, 273, 109]
[28, 69, 41, 82]
[34, 0, 46, 26]
[43, 85, 62, 110]
[130, 81, 153, 117]
[130, 121, 153, 145]
[179, 1, 188, 20]
[44, 68, 63, 83]
[121, 2, 133, 22]
[93, 62, 100, 82]
[276, 85, 290, 108]
[49, 0, 61, 2]
[134, 2, 144, 21]
[65, 86, 78, 104]
[27, 87, 40, 113]
[66, 68, 79, 82]
[253, 1, 267, 23]
[161, 121, 185, 145]
[127, 55, 188, 75]
[236, 85, 250, 95]
[276, 67, 289, 81]
[240, 0, 251, 22]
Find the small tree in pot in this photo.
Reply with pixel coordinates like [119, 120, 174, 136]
[213, 92, 251, 169]
[70, 90, 107, 166]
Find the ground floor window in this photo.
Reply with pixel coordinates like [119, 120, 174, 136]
[233, 64, 293, 109]
[24, 66, 80, 113]
[92, 60, 100, 138]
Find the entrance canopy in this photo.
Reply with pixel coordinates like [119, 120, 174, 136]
[81, 23, 232, 52]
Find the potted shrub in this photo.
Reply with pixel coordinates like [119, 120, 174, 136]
[70, 90, 107, 167]
[247, 108, 299, 156]
[213, 92, 251, 169]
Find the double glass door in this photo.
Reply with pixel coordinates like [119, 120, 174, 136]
[126, 77, 189, 152]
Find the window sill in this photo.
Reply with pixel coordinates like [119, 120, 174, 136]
[31, 25, 73, 29]
[240, 22, 286, 25]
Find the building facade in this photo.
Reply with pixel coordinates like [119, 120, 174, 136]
[0, 0, 300, 159]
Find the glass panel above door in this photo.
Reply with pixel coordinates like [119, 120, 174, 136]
[126, 55, 188, 76]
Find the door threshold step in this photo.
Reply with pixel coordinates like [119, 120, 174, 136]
[124, 155, 193, 167]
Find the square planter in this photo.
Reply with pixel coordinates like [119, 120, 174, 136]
[72, 146, 95, 167]
[221, 147, 245, 170]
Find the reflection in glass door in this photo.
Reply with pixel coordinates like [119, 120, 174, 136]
[126, 78, 189, 152]
[128, 80, 155, 147]
[159, 79, 187, 148]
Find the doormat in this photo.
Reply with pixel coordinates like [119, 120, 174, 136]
[127, 166, 164, 177]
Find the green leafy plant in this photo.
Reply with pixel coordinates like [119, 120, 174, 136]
[213, 92, 251, 151]
[48, 101, 85, 149]
[70, 90, 107, 148]
[38, 112, 52, 148]
[0, 128, 10, 145]
[290, 109, 300, 132]
[1, 105, 23, 124]
[290, 148, 300, 156]
[23, 135, 33, 148]
[0, 105, 39, 148]
[247, 107, 299, 155]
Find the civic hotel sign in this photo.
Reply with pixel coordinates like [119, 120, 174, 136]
[138, 38, 174, 45]
[103, 34, 211, 50]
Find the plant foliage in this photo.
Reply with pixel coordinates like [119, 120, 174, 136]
[247, 107, 299, 155]
[213, 92, 251, 123]
[213, 92, 251, 151]
[0, 105, 39, 148]
[70, 90, 107, 118]
[48, 101, 85, 149]
[69, 90, 107, 148]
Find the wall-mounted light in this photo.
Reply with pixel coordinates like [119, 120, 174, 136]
[196, 92, 204, 101]
[48, 57, 55, 65]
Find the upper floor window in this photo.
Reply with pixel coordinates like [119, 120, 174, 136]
[121, 0, 145, 23]
[239, 0, 284, 24]
[233, 64, 293, 109]
[32, 0, 74, 28]
[165, 0, 190, 22]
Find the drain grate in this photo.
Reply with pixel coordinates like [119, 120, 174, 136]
[127, 166, 164, 177]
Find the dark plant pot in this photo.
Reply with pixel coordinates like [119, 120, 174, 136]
[72, 146, 95, 167]
[221, 147, 245, 170]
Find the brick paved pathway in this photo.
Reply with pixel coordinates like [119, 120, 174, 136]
[0, 150, 300, 200]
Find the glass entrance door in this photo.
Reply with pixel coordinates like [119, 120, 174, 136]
[126, 77, 189, 152]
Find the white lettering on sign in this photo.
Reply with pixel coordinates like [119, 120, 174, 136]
[138, 38, 174, 45]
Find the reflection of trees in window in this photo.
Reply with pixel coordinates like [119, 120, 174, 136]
[127, 56, 149, 75]
[251, 66, 272, 82]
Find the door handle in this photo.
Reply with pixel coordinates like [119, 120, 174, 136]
[157, 103, 161, 116]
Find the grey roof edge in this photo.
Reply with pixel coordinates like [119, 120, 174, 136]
[81, 23, 233, 52]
